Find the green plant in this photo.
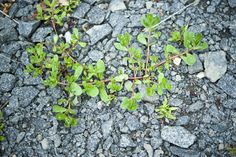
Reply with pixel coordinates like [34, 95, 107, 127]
[155, 97, 177, 120]
[36, 0, 80, 29]
[25, 13, 208, 126]
[227, 147, 236, 156]
[0, 111, 5, 141]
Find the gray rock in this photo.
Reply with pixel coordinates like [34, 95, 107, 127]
[88, 50, 104, 61]
[109, 13, 129, 37]
[86, 23, 112, 45]
[217, 74, 236, 98]
[109, 0, 127, 12]
[230, 46, 236, 61]
[50, 134, 61, 147]
[87, 133, 100, 151]
[0, 17, 16, 30]
[31, 27, 53, 42]
[0, 73, 16, 92]
[144, 143, 153, 157]
[16, 132, 25, 143]
[12, 86, 39, 107]
[204, 51, 227, 82]
[228, 0, 236, 7]
[120, 134, 136, 147]
[87, 6, 106, 24]
[103, 136, 113, 150]
[188, 55, 203, 74]
[223, 99, 236, 109]
[176, 116, 190, 126]
[126, 115, 142, 131]
[186, 101, 204, 113]
[161, 126, 196, 148]
[71, 3, 90, 19]
[0, 27, 18, 43]
[170, 146, 201, 157]
[18, 21, 40, 38]
[128, 14, 142, 27]
[41, 138, 49, 150]
[1, 42, 21, 56]
[207, 5, 216, 13]
[151, 138, 163, 149]
[15, 5, 33, 17]
[102, 120, 113, 137]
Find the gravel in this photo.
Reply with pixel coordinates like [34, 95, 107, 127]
[109, 0, 127, 12]
[0, 73, 16, 92]
[217, 74, 236, 98]
[31, 27, 53, 42]
[18, 21, 40, 38]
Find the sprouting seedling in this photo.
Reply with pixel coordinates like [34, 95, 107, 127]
[155, 97, 177, 120]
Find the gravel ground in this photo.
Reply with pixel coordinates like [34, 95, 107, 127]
[0, 0, 236, 156]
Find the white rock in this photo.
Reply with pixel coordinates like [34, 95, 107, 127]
[173, 57, 181, 66]
[109, 0, 126, 12]
[196, 72, 205, 79]
[144, 143, 153, 157]
[204, 51, 227, 82]
[64, 31, 71, 44]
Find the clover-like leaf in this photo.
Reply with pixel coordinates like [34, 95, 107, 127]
[137, 33, 147, 45]
[86, 85, 99, 97]
[70, 82, 83, 96]
[96, 60, 105, 73]
[53, 105, 67, 113]
[114, 42, 127, 51]
[124, 81, 133, 91]
[181, 53, 196, 65]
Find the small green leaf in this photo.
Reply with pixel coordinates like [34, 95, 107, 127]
[114, 42, 127, 51]
[96, 60, 105, 73]
[70, 82, 83, 96]
[78, 42, 87, 48]
[134, 92, 142, 102]
[99, 86, 110, 103]
[164, 44, 179, 54]
[181, 53, 196, 65]
[0, 136, 5, 141]
[53, 105, 67, 113]
[55, 113, 66, 120]
[53, 35, 59, 43]
[114, 74, 129, 82]
[169, 31, 181, 42]
[86, 86, 99, 97]
[137, 33, 147, 45]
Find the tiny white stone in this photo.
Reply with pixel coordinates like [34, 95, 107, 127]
[175, 75, 182, 81]
[146, 2, 153, 9]
[196, 72, 205, 79]
[64, 31, 71, 44]
[173, 57, 181, 66]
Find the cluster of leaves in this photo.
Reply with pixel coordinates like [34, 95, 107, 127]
[36, 0, 80, 26]
[114, 14, 208, 119]
[0, 111, 5, 141]
[26, 13, 208, 126]
[227, 147, 236, 156]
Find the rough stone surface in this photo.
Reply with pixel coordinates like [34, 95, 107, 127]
[88, 50, 104, 61]
[120, 134, 136, 147]
[170, 146, 201, 157]
[86, 24, 112, 45]
[87, 6, 106, 24]
[31, 27, 53, 42]
[0, 56, 11, 73]
[186, 101, 204, 113]
[217, 74, 236, 98]
[71, 3, 90, 19]
[228, 0, 236, 7]
[109, 0, 127, 12]
[188, 55, 203, 74]
[223, 99, 236, 109]
[18, 21, 40, 38]
[204, 51, 227, 82]
[11, 86, 39, 107]
[0, 73, 16, 92]
[144, 143, 153, 157]
[161, 126, 196, 148]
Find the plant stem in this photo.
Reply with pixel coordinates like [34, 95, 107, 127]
[145, 31, 151, 75]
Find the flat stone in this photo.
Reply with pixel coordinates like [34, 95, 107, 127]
[16, 132, 25, 143]
[18, 21, 40, 38]
[109, 0, 127, 12]
[101, 120, 113, 138]
[217, 74, 236, 98]
[161, 126, 196, 148]
[31, 27, 53, 42]
[11, 86, 39, 107]
[223, 99, 236, 109]
[109, 12, 129, 37]
[204, 51, 227, 82]
[0, 17, 16, 30]
[228, 0, 236, 7]
[188, 55, 203, 74]
[87, 6, 106, 24]
[86, 24, 112, 45]
[87, 133, 100, 151]
[144, 143, 153, 157]
[0, 27, 18, 43]
[88, 50, 104, 61]
[170, 146, 201, 157]
[186, 101, 204, 113]
[71, 3, 90, 19]
[126, 115, 142, 131]
[41, 138, 49, 150]
[176, 116, 190, 126]
[0, 73, 16, 92]
[120, 134, 136, 147]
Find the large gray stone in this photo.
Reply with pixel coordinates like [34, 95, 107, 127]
[188, 55, 203, 74]
[109, 0, 127, 12]
[228, 0, 236, 7]
[126, 115, 142, 131]
[86, 23, 112, 45]
[18, 21, 40, 38]
[217, 74, 236, 98]
[88, 50, 104, 61]
[186, 101, 204, 113]
[31, 27, 53, 42]
[0, 27, 18, 43]
[12, 86, 39, 107]
[101, 120, 113, 138]
[87, 133, 100, 151]
[161, 126, 196, 148]
[0, 55, 11, 72]
[223, 99, 236, 109]
[204, 51, 227, 82]
[0, 73, 16, 92]
[71, 3, 90, 19]
[0, 17, 16, 30]
[87, 6, 106, 24]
